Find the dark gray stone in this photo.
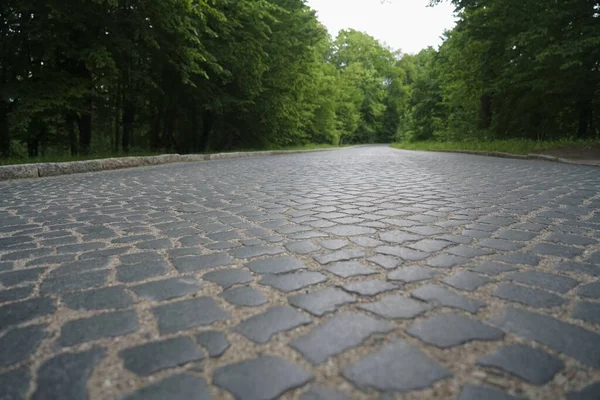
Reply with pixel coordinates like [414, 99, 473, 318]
[221, 285, 267, 307]
[50, 258, 111, 276]
[0, 324, 46, 367]
[56, 242, 105, 254]
[196, 330, 230, 357]
[234, 306, 310, 343]
[0, 297, 55, 330]
[342, 340, 450, 392]
[472, 261, 516, 276]
[32, 347, 105, 400]
[0, 268, 46, 287]
[504, 270, 578, 293]
[289, 288, 355, 316]
[531, 242, 583, 258]
[202, 268, 252, 289]
[407, 313, 503, 348]
[116, 261, 169, 283]
[230, 245, 284, 259]
[408, 239, 452, 253]
[214, 356, 313, 400]
[341, 280, 398, 296]
[131, 277, 200, 301]
[446, 245, 492, 258]
[457, 385, 526, 400]
[60, 310, 139, 346]
[62, 286, 133, 310]
[547, 233, 597, 246]
[578, 282, 600, 299]
[442, 271, 490, 291]
[300, 386, 349, 400]
[479, 238, 524, 251]
[555, 262, 600, 277]
[426, 254, 469, 268]
[136, 238, 173, 250]
[123, 374, 210, 400]
[320, 239, 349, 250]
[387, 265, 438, 282]
[324, 225, 375, 236]
[0, 285, 34, 303]
[492, 253, 540, 266]
[152, 297, 230, 334]
[286, 241, 320, 254]
[327, 261, 377, 278]
[260, 271, 327, 292]
[291, 312, 393, 364]
[376, 246, 428, 261]
[497, 230, 537, 241]
[172, 253, 232, 272]
[367, 255, 402, 270]
[313, 249, 365, 265]
[489, 307, 600, 367]
[120, 336, 204, 376]
[40, 270, 109, 295]
[567, 382, 600, 400]
[350, 236, 383, 247]
[379, 231, 421, 244]
[0, 368, 30, 400]
[120, 252, 163, 265]
[246, 256, 305, 274]
[411, 284, 483, 313]
[494, 283, 566, 308]
[573, 301, 600, 325]
[360, 294, 430, 319]
[477, 343, 564, 384]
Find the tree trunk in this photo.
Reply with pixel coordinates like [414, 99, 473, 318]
[78, 105, 92, 155]
[150, 96, 164, 152]
[477, 94, 493, 130]
[114, 84, 121, 153]
[0, 101, 9, 158]
[577, 102, 593, 139]
[27, 138, 38, 158]
[67, 114, 78, 156]
[122, 97, 134, 154]
[198, 109, 213, 152]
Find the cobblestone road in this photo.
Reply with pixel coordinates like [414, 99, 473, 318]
[1, 145, 600, 400]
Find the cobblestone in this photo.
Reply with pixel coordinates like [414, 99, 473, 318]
[2, 146, 600, 399]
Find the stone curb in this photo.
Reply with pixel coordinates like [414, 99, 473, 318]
[392, 148, 600, 167]
[0, 148, 339, 182]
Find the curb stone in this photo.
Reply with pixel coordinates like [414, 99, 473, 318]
[0, 148, 339, 182]
[392, 148, 600, 167]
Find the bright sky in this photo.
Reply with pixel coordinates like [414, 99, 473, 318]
[305, 0, 457, 54]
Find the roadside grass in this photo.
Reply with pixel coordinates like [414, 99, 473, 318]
[0, 143, 343, 166]
[390, 139, 600, 155]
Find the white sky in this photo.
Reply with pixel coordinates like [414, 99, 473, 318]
[305, 0, 457, 54]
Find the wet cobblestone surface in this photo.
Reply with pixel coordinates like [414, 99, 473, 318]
[1, 145, 600, 399]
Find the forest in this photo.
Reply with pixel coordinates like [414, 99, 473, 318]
[0, 0, 598, 160]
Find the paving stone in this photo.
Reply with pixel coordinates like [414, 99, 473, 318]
[120, 336, 204, 376]
[567, 381, 600, 400]
[0, 324, 46, 367]
[116, 261, 169, 283]
[136, 238, 173, 250]
[442, 271, 490, 291]
[360, 294, 430, 319]
[50, 258, 111, 276]
[62, 286, 133, 310]
[120, 252, 163, 265]
[572, 301, 600, 325]
[131, 277, 200, 301]
[214, 355, 313, 400]
[367, 255, 402, 269]
[202, 268, 252, 289]
[327, 261, 377, 278]
[376, 246, 428, 261]
[60, 310, 139, 346]
[300, 386, 349, 400]
[2, 248, 52, 261]
[152, 297, 230, 334]
[494, 283, 566, 308]
[246, 256, 305, 274]
[291, 312, 393, 364]
[504, 270, 578, 293]
[235, 306, 310, 343]
[230, 245, 284, 259]
[555, 262, 600, 277]
[547, 233, 597, 246]
[492, 252, 540, 266]
[0, 267, 46, 287]
[172, 253, 232, 272]
[578, 282, 600, 299]
[123, 374, 210, 400]
[411, 284, 484, 313]
[286, 241, 320, 254]
[427, 254, 469, 268]
[289, 288, 355, 316]
[457, 385, 526, 400]
[196, 330, 230, 357]
[313, 249, 365, 265]
[472, 261, 517, 276]
[407, 313, 503, 348]
[497, 230, 537, 241]
[0, 368, 30, 400]
[350, 236, 383, 247]
[260, 271, 327, 292]
[341, 280, 398, 296]
[0, 297, 55, 330]
[40, 269, 109, 295]
[221, 286, 267, 307]
[403, 226, 445, 235]
[532, 242, 583, 258]
[477, 343, 564, 384]
[489, 307, 600, 367]
[387, 265, 438, 282]
[320, 239, 348, 250]
[446, 245, 492, 258]
[32, 347, 105, 400]
[342, 340, 450, 392]
[0, 285, 34, 303]
[0, 261, 13, 272]
[324, 226, 375, 236]
[408, 239, 452, 253]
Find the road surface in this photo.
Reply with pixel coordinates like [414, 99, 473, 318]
[1, 145, 599, 400]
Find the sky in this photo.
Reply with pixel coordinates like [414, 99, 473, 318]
[305, 0, 457, 54]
